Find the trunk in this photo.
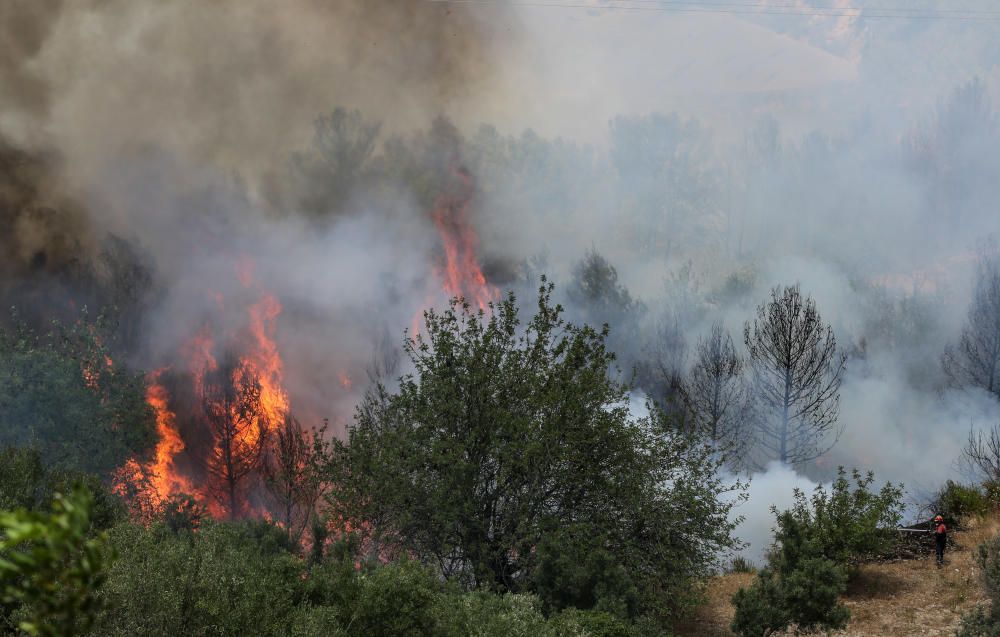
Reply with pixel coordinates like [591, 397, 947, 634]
[780, 368, 792, 464]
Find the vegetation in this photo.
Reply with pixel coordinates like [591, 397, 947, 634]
[960, 533, 1000, 636]
[943, 255, 1000, 399]
[744, 285, 847, 467]
[936, 480, 990, 521]
[332, 282, 742, 626]
[731, 468, 904, 636]
[0, 488, 112, 636]
[0, 315, 155, 475]
[2, 86, 1000, 634]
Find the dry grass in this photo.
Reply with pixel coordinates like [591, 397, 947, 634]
[677, 515, 1000, 636]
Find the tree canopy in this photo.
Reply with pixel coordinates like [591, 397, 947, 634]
[333, 281, 742, 620]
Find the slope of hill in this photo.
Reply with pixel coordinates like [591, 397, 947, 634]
[678, 516, 1000, 636]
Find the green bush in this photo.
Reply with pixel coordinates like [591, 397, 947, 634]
[777, 467, 903, 567]
[0, 487, 112, 636]
[731, 569, 788, 637]
[726, 555, 757, 574]
[959, 533, 1000, 636]
[531, 527, 641, 619]
[93, 519, 303, 637]
[937, 480, 989, 521]
[91, 511, 661, 637]
[731, 467, 902, 636]
[0, 446, 126, 530]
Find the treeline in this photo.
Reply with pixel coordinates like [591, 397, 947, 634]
[2, 252, 999, 633]
[0, 284, 741, 635]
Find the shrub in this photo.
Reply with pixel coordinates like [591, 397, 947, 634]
[731, 467, 902, 636]
[936, 480, 989, 521]
[531, 528, 641, 620]
[777, 467, 903, 567]
[984, 481, 1000, 508]
[731, 569, 788, 637]
[727, 556, 758, 574]
[0, 487, 112, 636]
[959, 533, 1000, 636]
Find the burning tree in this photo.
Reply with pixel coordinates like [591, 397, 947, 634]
[262, 415, 331, 543]
[201, 354, 269, 518]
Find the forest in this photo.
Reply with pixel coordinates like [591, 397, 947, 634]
[2, 1, 1000, 635]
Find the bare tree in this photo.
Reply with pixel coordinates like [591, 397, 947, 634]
[263, 415, 331, 543]
[744, 285, 846, 466]
[685, 323, 753, 467]
[961, 424, 1000, 482]
[943, 256, 1000, 399]
[638, 311, 688, 419]
[202, 354, 269, 518]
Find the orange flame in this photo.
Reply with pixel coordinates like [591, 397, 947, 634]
[338, 371, 353, 390]
[116, 264, 292, 520]
[430, 169, 498, 312]
[242, 293, 288, 436]
[146, 370, 193, 500]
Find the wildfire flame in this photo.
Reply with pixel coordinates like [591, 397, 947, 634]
[431, 166, 498, 312]
[145, 370, 193, 501]
[117, 264, 291, 519]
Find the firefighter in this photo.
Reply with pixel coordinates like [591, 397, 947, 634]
[933, 514, 947, 566]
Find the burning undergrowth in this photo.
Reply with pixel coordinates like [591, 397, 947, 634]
[115, 272, 291, 520]
[106, 154, 501, 523]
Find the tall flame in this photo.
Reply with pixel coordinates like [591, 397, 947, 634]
[117, 263, 291, 519]
[431, 167, 498, 312]
[146, 370, 193, 500]
[243, 293, 288, 435]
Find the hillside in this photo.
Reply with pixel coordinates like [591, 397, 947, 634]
[678, 515, 1000, 636]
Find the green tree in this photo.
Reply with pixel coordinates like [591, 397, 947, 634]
[0, 315, 155, 476]
[566, 250, 646, 370]
[0, 447, 125, 531]
[334, 281, 741, 620]
[0, 487, 112, 636]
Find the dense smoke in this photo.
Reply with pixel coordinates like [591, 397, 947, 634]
[3, 0, 1000, 552]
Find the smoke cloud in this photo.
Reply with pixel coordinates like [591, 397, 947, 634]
[3, 0, 1000, 531]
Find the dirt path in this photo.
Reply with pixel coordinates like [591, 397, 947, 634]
[677, 517, 1000, 636]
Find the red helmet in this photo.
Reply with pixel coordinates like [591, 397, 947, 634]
[934, 515, 944, 522]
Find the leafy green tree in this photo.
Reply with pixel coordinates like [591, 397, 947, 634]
[94, 519, 301, 637]
[0, 447, 125, 530]
[0, 315, 155, 475]
[0, 487, 112, 636]
[566, 250, 646, 370]
[334, 281, 741, 620]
